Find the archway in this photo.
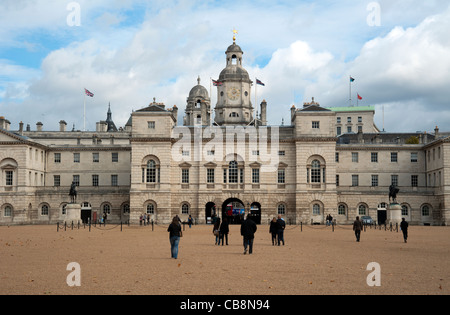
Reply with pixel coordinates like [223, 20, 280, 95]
[205, 202, 216, 224]
[222, 198, 245, 225]
[249, 202, 261, 224]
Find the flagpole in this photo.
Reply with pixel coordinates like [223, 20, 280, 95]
[255, 77, 257, 120]
[349, 76, 352, 107]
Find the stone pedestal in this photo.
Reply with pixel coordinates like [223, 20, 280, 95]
[66, 203, 81, 223]
[388, 203, 402, 225]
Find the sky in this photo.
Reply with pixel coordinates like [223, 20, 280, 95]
[1, 0, 450, 133]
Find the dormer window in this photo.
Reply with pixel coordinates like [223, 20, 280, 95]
[229, 112, 239, 117]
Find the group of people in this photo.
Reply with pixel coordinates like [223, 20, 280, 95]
[168, 214, 410, 259]
[352, 216, 409, 243]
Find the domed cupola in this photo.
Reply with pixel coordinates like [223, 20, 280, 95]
[184, 76, 211, 126]
[214, 33, 254, 126]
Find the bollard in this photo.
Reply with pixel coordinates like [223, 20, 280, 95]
[300, 221, 302, 232]
[152, 220, 154, 231]
[57, 222, 59, 232]
[121, 221, 123, 232]
[332, 221, 335, 232]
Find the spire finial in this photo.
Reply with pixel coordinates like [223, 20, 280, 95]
[197, 75, 201, 85]
[232, 28, 238, 43]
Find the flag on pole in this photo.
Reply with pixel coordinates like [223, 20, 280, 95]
[357, 94, 362, 100]
[256, 78, 265, 86]
[85, 88, 94, 97]
[212, 79, 223, 86]
[350, 77, 355, 82]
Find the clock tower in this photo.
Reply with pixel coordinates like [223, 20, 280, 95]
[214, 36, 254, 126]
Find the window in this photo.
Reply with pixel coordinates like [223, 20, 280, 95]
[336, 175, 339, 187]
[371, 175, 378, 187]
[207, 150, 215, 156]
[93, 153, 99, 163]
[337, 117, 341, 124]
[335, 152, 339, 163]
[277, 204, 286, 215]
[252, 168, 260, 184]
[358, 126, 363, 133]
[347, 126, 352, 133]
[411, 175, 418, 187]
[421, 205, 430, 216]
[74, 153, 80, 163]
[41, 205, 49, 216]
[358, 116, 362, 123]
[347, 117, 352, 123]
[92, 175, 99, 187]
[5, 171, 13, 186]
[278, 169, 285, 184]
[311, 160, 321, 183]
[313, 204, 320, 215]
[312, 121, 320, 129]
[352, 175, 359, 187]
[148, 121, 155, 129]
[391, 175, 398, 186]
[338, 204, 346, 215]
[182, 150, 190, 156]
[228, 161, 238, 183]
[371, 152, 378, 163]
[54, 153, 61, 163]
[4, 205, 12, 217]
[352, 152, 359, 163]
[391, 152, 398, 162]
[411, 152, 418, 162]
[145, 160, 159, 183]
[278, 151, 285, 156]
[147, 203, 155, 214]
[123, 204, 130, 214]
[252, 150, 260, 156]
[401, 205, 409, 216]
[207, 168, 215, 183]
[103, 204, 111, 215]
[54, 175, 61, 187]
[337, 126, 341, 135]
[182, 169, 189, 184]
[182, 204, 189, 214]
[112, 153, 118, 162]
[73, 175, 80, 186]
[111, 175, 118, 186]
[358, 205, 367, 215]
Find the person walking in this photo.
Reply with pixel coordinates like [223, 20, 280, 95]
[219, 217, 229, 246]
[213, 217, 221, 245]
[400, 218, 409, 243]
[269, 217, 278, 245]
[276, 214, 286, 246]
[188, 215, 193, 228]
[167, 216, 182, 259]
[241, 215, 257, 254]
[353, 216, 363, 242]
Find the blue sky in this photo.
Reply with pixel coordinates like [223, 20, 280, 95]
[1, 0, 450, 132]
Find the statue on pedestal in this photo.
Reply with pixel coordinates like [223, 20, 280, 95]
[389, 184, 399, 204]
[69, 182, 77, 204]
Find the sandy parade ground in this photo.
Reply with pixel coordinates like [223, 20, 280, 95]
[0, 223, 449, 296]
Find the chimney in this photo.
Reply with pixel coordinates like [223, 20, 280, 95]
[36, 122, 43, 132]
[59, 120, 67, 132]
[435, 126, 439, 138]
[290, 105, 296, 124]
[172, 105, 178, 125]
[19, 121, 24, 135]
[260, 100, 267, 126]
[0, 116, 5, 130]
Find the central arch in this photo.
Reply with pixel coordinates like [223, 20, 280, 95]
[222, 198, 245, 225]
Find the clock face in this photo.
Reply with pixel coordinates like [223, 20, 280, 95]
[227, 87, 241, 101]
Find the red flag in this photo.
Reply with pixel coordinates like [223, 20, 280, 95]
[85, 88, 94, 97]
[357, 94, 362, 100]
[212, 79, 223, 86]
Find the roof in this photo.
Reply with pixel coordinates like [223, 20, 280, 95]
[327, 106, 375, 112]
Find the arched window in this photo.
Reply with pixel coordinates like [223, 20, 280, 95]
[421, 205, 430, 216]
[277, 204, 286, 215]
[147, 203, 154, 214]
[142, 158, 160, 184]
[182, 203, 190, 214]
[4, 205, 12, 217]
[311, 160, 321, 183]
[338, 204, 347, 215]
[358, 204, 367, 215]
[103, 204, 111, 215]
[401, 205, 409, 216]
[313, 204, 321, 215]
[41, 205, 49, 216]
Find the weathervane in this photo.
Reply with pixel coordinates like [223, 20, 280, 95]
[233, 28, 238, 43]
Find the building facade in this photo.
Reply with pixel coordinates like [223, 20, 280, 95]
[1, 40, 449, 226]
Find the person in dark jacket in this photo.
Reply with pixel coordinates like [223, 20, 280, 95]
[276, 214, 286, 246]
[219, 217, 229, 246]
[241, 215, 257, 254]
[400, 218, 409, 243]
[167, 216, 182, 259]
[353, 216, 363, 242]
[269, 217, 278, 245]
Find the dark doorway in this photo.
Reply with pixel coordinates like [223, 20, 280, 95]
[81, 209, 91, 224]
[249, 202, 261, 224]
[205, 202, 216, 224]
[377, 210, 387, 225]
[222, 198, 245, 224]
